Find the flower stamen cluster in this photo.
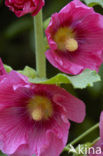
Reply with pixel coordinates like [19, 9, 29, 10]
[54, 27, 78, 52]
[28, 96, 53, 121]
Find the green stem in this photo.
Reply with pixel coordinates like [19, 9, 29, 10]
[64, 123, 99, 151]
[34, 10, 46, 78]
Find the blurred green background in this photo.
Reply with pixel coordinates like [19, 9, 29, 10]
[0, 0, 103, 155]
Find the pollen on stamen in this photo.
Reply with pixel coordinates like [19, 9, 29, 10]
[31, 107, 43, 121]
[27, 96, 53, 121]
[54, 27, 75, 51]
[65, 38, 78, 52]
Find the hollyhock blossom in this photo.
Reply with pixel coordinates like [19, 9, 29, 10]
[5, 0, 44, 17]
[0, 60, 85, 156]
[89, 112, 103, 156]
[45, 0, 103, 75]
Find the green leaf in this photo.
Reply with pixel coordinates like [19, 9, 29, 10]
[4, 64, 101, 89]
[29, 69, 101, 89]
[18, 66, 36, 79]
[83, 0, 103, 7]
[4, 64, 13, 73]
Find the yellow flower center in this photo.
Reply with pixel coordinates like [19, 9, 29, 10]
[54, 27, 78, 52]
[27, 96, 53, 121]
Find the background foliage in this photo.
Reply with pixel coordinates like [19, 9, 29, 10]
[0, 0, 103, 155]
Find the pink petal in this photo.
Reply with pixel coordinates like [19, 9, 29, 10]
[0, 107, 27, 155]
[53, 94, 85, 123]
[36, 84, 85, 123]
[28, 116, 70, 156]
[0, 71, 31, 110]
[60, 0, 94, 13]
[9, 116, 70, 156]
[100, 112, 103, 140]
[9, 144, 32, 156]
[75, 13, 103, 53]
[46, 50, 84, 75]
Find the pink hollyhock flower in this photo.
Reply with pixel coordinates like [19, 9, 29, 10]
[5, 0, 44, 17]
[45, 0, 103, 75]
[0, 59, 85, 156]
[89, 112, 103, 156]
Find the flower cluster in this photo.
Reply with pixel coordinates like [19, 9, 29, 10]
[0, 60, 85, 156]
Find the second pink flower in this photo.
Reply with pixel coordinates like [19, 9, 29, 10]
[46, 0, 103, 75]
